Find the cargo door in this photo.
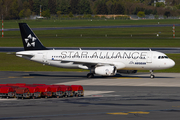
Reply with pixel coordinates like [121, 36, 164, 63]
[146, 52, 152, 63]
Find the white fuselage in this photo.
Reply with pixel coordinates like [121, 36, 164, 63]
[16, 50, 175, 71]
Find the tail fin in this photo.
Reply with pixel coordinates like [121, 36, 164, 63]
[19, 23, 48, 50]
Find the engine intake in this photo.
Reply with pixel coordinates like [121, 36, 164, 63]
[94, 66, 117, 76]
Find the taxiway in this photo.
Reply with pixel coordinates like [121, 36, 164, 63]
[0, 71, 180, 120]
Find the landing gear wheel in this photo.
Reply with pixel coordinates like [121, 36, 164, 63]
[150, 70, 155, 79]
[87, 73, 94, 78]
[150, 75, 155, 79]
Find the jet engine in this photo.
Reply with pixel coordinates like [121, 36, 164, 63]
[94, 66, 117, 76]
[117, 70, 137, 74]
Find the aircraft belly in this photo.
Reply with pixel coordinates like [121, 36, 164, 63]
[123, 65, 147, 70]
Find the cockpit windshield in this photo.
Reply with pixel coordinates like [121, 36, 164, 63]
[158, 56, 168, 59]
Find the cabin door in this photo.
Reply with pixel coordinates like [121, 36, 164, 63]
[147, 52, 152, 63]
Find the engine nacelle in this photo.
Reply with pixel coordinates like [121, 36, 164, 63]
[94, 66, 117, 76]
[117, 70, 137, 74]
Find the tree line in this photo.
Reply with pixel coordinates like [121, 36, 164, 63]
[0, 0, 180, 20]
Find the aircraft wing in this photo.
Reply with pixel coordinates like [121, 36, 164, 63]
[52, 58, 125, 69]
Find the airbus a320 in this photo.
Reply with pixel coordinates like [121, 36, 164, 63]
[16, 23, 175, 79]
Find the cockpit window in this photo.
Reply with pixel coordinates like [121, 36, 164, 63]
[158, 56, 168, 59]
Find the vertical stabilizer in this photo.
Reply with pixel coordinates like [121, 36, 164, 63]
[19, 23, 48, 50]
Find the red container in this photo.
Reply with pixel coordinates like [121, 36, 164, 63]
[54, 85, 72, 97]
[37, 86, 51, 92]
[60, 86, 67, 92]
[46, 85, 61, 92]
[67, 86, 72, 91]
[46, 85, 63, 97]
[15, 87, 30, 99]
[52, 85, 67, 91]
[71, 85, 84, 97]
[0, 86, 15, 98]
[24, 86, 40, 93]
[71, 85, 83, 91]
[24, 86, 41, 98]
[0, 87, 15, 93]
[15, 83, 26, 86]
[0, 84, 7, 86]
[67, 86, 73, 97]
[15, 87, 29, 94]
[37, 86, 52, 97]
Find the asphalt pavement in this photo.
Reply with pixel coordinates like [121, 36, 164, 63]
[0, 71, 180, 120]
[1, 24, 180, 31]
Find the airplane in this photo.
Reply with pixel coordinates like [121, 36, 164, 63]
[16, 23, 175, 79]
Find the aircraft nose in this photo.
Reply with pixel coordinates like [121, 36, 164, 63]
[168, 59, 175, 68]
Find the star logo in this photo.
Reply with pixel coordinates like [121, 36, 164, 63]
[24, 34, 37, 47]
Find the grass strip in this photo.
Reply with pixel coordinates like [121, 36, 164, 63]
[1, 27, 180, 47]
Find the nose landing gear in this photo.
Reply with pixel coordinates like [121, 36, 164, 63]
[150, 70, 155, 79]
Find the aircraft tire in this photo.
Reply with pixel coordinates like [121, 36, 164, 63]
[150, 75, 155, 79]
[87, 73, 94, 78]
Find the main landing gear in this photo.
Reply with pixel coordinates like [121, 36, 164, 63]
[87, 73, 94, 78]
[150, 70, 155, 79]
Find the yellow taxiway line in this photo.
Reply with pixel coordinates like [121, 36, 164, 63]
[107, 111, 150, 115]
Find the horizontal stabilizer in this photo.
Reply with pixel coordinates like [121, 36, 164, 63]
[16, 51, 34, 57]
